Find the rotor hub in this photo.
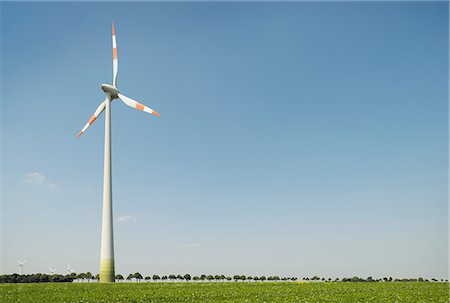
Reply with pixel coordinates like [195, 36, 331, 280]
[101, 84, 119, 99]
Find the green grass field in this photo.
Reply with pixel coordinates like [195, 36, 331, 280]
[1, 282, 448, 303]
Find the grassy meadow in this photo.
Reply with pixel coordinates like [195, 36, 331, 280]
[1, 282, 449, 303]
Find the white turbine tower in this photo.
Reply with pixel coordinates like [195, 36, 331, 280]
[17, 260, 26, 275]
[76, 23, 160, 283]
[49, 267, 56, 275]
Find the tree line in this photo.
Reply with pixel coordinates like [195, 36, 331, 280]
[115, 274, 298, 283]
[0, 273, 447, 284]
[0, 273, 77, 283]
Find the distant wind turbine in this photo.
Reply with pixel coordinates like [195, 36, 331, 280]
[49, 267, 56, 275]
[76, 23, 160, 283]
[66, 263, 76, 275]
[17, 260, 26, 275]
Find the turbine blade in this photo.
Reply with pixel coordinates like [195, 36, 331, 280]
[118, 93, 160, 117]
[76, 99, 107, 138]
[112, 23, 118, 88]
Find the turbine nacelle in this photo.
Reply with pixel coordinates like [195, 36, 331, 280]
[101, 84, 119, 99]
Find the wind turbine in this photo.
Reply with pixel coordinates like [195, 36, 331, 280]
[17, 260, 26, 275]
[67, 263, 76, 275]
[76, 23, 160, 283]
[49, 267, 56, 275]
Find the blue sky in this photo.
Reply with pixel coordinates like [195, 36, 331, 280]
[1, 1, 448, 279]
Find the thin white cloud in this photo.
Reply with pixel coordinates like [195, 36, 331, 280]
[24, 172, 58, 190]
[47, 183, 58, 190]
[117, 214, 137, 222]
[24, 172, 45, 185]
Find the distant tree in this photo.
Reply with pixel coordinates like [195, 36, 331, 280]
[184, 274, 191, 282]
[77, 273, 85, 282]
[214, 275, 221, 282]
[177, 274, 184, 282]
[133, 272, 143, 282]
[162, 275, 168, 281]
[85, 272, 93, 282]
[51, 274, 65, 283]
[127, 274, 134, 282]
[233, 275, 240, 282]
[169, 274, 176, 282]
[115, 274, 124, 282]
[207, 275, 214, 282]
[226, 277, 232, 281]
[145, 276, 151, 282]
[152, 275, 160, 282]
[200, 274, 206, 281]
[193, 276, 200, 281]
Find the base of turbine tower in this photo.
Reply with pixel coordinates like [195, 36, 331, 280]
[99, 259, 115, 283]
